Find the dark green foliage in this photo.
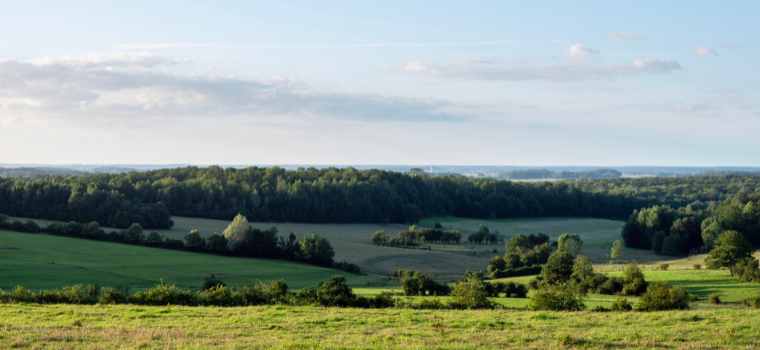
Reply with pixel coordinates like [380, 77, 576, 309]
[540, 251, 575, 286]
[24, 220, 40, 233]
[145, 231, 163, 246]
[637, 281, 691, 311]
[184, 230, 206, 250]
[164, 238, 185, 249]
[121, 223, 145, 243]
[202, 274, 227, 291]
[735, 257, 760, 282]
[397, 271, 450, 296]
[315, 276, 356, 307]
[709, 293, 721, 304]
[610, 297, 633, 311]
[490, 265, 543, 279]
[502, 168, 621, 180]
[489, 281, 528, 298]
[705, 230, 754, 276]
[659, 263, 670, 271]
[205, 233, 228, 252]
[297, 233, 335, 266]
[528, 283, 586, 311]
[333, 260, 362, 274]
[449, 277, 492, 309]
[235, 226, 279, 258]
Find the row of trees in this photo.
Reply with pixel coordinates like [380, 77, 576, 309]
[501, 168, 621, 180]
[371, 226, 463, 246]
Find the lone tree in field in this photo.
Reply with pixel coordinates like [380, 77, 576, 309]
[298, 233, 335, 266]
[611, 240, 623, 263]
[705, 230, 754, 276]
[558, 233, 584, 256]
[540, 251, 575, 286]
[222, 214, 249, 250]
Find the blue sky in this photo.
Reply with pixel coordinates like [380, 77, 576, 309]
[1, 1, 758, 165]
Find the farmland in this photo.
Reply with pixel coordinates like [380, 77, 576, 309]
[10, 215, 653, 280]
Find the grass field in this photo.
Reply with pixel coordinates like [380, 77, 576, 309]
[10, 215, 654, 279]
[1, 304, 759, 349]
[0, 229, 383, 292]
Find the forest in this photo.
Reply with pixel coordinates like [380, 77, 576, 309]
[1, 166, 759, 229]
[501, 168, 622, 180]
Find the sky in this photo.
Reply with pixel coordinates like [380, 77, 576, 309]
[1, 1, 758, 166]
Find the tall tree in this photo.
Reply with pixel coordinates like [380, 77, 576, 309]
[222, 214, 249, 250]
[611, 240, 622, 263]
[705, 230, 754, 276]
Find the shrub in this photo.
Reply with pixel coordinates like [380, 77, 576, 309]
[298, 233, 335, 266]
[184, 230, 206, 250]
[12, 220, 25, 232]
[199, 284, 239, 306]
[205, 233, 229, 252]
[610, 297, 633, 311]
[86, 285, 99, 298]
[202, 274, 227, 291]
[24, 220, 40, 233]
[539, 251, 575, 286]
[99, 287, 127, 304]
[145, 231, 163, 246]
[449, 278, 492, 309]
[693, 264, 701, 270]
[592, 305, 610, 312]
[709, 293, 721, 304]
[528, 283, 586, 311]
[637, 281, 691, 311]
[165, 238, 185, 249]
[659, 263, 669, 271]
[63, 221, 84, 236]
[316, 276, 357, 307]
[333, 260, 362, 274]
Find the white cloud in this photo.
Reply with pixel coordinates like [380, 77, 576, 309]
[606, 30, 640, 41]
[400, 57, 681, 81]
[565, 44, 599, 60]
[718, 42, 737, 49]
[693, 45, 718, 56]
[0, 53, 466, 124]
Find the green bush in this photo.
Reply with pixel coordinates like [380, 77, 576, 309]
[528, 283, 586, 311]
[591, 305, 610, 312]
[202, 275, 227, 291]
[449, 278, 492, 309]
[24, 220, 40, 233]
[637, 281, 691, 311]
[610, 297, 633, 311]
[709, 293, 721, 304]
[659, 263, 669, 271]
[99, 287, 127, 304]
[693, 264, 701, 270]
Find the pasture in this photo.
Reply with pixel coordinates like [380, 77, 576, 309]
[9, 215, 652, 279]
[0, 229, 376, 292]
[1, 304, 759, 349]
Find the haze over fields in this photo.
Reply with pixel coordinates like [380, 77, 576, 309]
[1, 1, 759, 166]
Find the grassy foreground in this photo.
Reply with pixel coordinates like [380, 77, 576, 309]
[1, 304, 759, 349]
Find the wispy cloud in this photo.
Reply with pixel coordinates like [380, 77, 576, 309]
[606, 30, 641, 41]
[565, 44, 599, 60]
[113, 41, 520, 50]
[0, 52, 468, 125]
[400, 54, 681, 81]
[718, 42, 737, 49]
[693, 45, 718, 56]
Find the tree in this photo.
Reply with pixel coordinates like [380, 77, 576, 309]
[145, 231, 163, 246]
[184, 230, 206, 250]
[611, 240, 622, 262]
[298, 233, 335, 266]
[701, 217, 723, 250]
[661, 234, 684, 256]
[82, 222, 104, 238]
[122, 223, 144, 243]
[651, 231, 666, 255]
[222, 214, 249, 251]
[705, 230, 754, 276]
[557, 233, 583, 256]
[637, 281, 691, 311]
[540, 251, 575, 286]
[449, 277, 492, 309]
[371, 230, 388, 245]
[571, 255, 594, 280]
[206, 233, 228, 252]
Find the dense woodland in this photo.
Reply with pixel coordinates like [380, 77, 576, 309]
[1, 166, 759, 229]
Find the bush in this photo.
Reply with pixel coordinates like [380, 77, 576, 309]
[592, 305, 610, 312]
[659, 263, 669, 271]
[316, 276, 357, 307]
[491, 265, 543, 279]
[610, 297, 633, 311]
[693, 264, 701, 270]
[24, 220, 40, 233]
[528, 283, 586, 311]
[99, 287, 127, 304]
[637, 281, 691, 311]
[145, 231, 163, 246]
[12, 220, 25, 232]
[333, 260, 362, 274]
[709, 293, 721, 304]
[202, 274, 227, 291]
[449, 278, 492, 309]
[206, 233, 228, 252]
[184, 230, 206, 250]
[165, 238, 185, 249]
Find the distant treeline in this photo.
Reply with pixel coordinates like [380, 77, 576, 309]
[501, 168, 622, 180]
[0, 167, 139, 181]
[2, 166, 760, 229]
